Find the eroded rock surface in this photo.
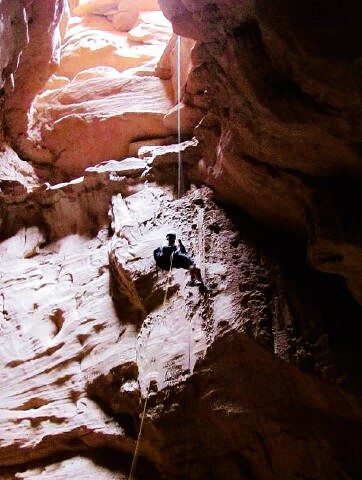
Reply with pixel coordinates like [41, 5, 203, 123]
[0, 0, 361, 479]
[4, 0, 64, 155]
[57, 11, 171, 79]
[2, 0, 200, 184]
[159, 0, 362, 304]
[1, 183, 361, 478]
[28, 72, 175, 178]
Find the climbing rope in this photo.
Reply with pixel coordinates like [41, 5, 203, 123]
[197, 207, 206, 280]
[163, 251, 174, 305]
[128, 31, 205, 480]
[128, 253, 174, 479]
[130, 213, 206, 478]
[127, 386, 150, 480]
[177, 35, 183, 199]
[184, 306, 192, 480]
[187, 206, 209, 477]
[184, 210, 207, 479]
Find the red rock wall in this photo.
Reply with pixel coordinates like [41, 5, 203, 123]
[0, 2, 361, 479]
[3, 0, 64, 146]
[0, 0, 28, 141]
[159, 0, 362, 304]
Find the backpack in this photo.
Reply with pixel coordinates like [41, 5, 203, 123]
[153, 245, 174, 271]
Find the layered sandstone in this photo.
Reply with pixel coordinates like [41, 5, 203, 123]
[27, 71, 175, 178]
[2, 0, 200, 182]
[159, 0, 362, 304]
[3, 1, 64, 153]
[1, 178, 361, 478]
[0, 0, 361, 479]
[1, 181, 361, 479]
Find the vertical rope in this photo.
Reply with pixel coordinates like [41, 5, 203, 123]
[177, 35, 183, 199]
[197, 208, 206, 280]
[162, 252, 174, 305]
[184, 312, 192, 480]
[129, 254, 175, 479]
[128, 387, 150, 480]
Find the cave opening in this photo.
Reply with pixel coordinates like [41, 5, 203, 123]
[21, 0, 183, 185]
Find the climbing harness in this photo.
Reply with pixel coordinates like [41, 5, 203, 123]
[129, 223, 207, 478]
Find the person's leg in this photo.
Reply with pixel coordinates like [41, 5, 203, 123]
[174, 253, 204, 286]
[189, 264, 203, 284]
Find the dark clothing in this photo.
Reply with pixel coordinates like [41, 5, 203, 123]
[154, 240, 194, 271]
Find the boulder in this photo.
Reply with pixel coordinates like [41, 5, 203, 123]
[128, 11, 173, 43]
[128, 135, 177, 157]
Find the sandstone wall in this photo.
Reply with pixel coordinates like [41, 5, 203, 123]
[0, 1, 361, 479]
[159, 0, 362, 304]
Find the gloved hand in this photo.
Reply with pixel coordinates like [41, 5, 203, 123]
[178, 239, 186, 253]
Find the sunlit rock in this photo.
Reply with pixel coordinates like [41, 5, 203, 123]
[1, 176, 362, 476]
[0, 145, 39, 190]
[74, 0, 120, 17]
[4, 0, 64, 151]
[109, 9, 139, 32]
[85, 158, 147, 177]
[0, 227, 45, 260]
[0, 232, 134, 467]
[43, 74, 70, 90]
[139, 138, 200, 168]
[56, 14, 167, 79]
[0, 156, 147, 241]
[10, 4, 177, 182]
[75, 0, 161, 32]
[1, 0, 362, 478]
[75, 0, 160, 17]
[128, 11, 172, 43]
[28, 72, 175, 178]
[156, 35, 195, 101]
[156, 34, 204, 136]
[16, 456, 123, 480]
[128, 135, 177, 157]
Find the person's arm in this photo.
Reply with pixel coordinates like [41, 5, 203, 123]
[178, 239, 186, 254]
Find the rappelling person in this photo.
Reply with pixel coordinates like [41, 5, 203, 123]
[154, 231, 205, 289]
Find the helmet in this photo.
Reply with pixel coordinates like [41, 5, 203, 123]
[166, 231, 176, 239]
